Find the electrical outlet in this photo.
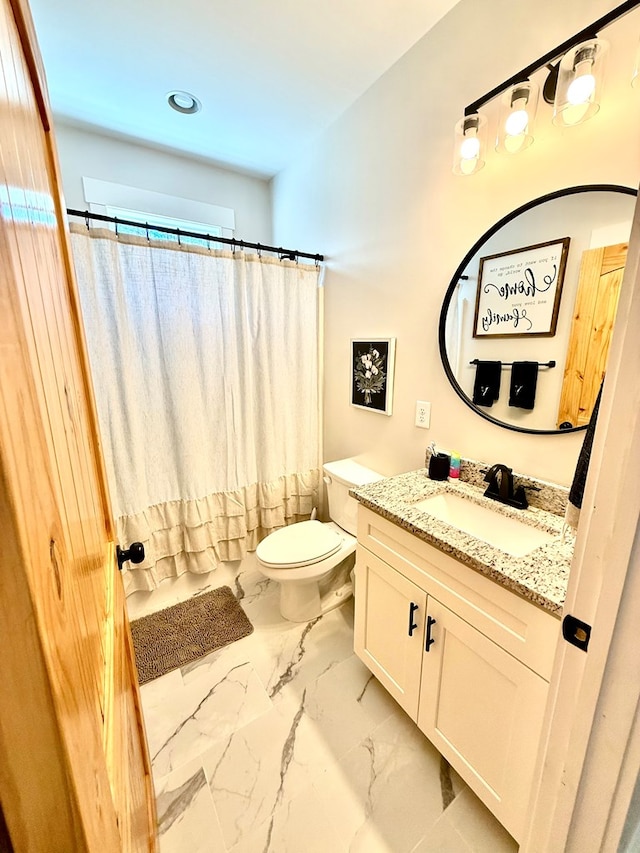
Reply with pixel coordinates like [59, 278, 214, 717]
[415, 401, 431, 428]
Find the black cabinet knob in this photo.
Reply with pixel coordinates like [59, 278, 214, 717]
[116, 542, 145, 571]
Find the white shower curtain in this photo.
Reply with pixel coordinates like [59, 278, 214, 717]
[70, 225, 322, 593]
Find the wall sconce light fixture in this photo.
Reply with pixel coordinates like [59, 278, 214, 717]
[496, 80, 539, 154]
[453, 0, 638, 175]
[453, 113, 487, 175]
[552, 39, 608, 126]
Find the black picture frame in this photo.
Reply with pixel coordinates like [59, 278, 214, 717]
[350, 338, 396, 415]
[473, 237, 571, 338]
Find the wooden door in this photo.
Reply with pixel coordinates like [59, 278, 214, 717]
[557, 242, 627, 428]
[0, 1, 156, 850]
[416, 597, 549, 843]
[354, 547, 426, 718]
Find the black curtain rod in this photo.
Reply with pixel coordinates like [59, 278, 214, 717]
[66, 208, 324, 263]
[465, 0, 640, 115]
[470, 359, 556, 368]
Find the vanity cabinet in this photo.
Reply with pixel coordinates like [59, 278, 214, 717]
[354, 506, 560, 843]
[354, 547, 426, 717]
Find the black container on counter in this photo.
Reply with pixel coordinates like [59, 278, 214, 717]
[428, 452, 451, 481]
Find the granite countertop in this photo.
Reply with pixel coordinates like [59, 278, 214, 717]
[351, 470, 575, 617]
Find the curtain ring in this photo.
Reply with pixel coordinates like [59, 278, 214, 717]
[176, 227, 181, 246]
[315, 257, 320, 269]
[145, 222, 151, 242]
[114, 216, 119, 237]
[84, 213, 90, 231]
[257, 243, 262, 258]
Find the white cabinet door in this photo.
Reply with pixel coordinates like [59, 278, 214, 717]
[417, 597, 549, 843]
[354, 547, 426, 719]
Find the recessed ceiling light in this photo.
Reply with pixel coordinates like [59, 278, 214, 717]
[167, 91, 202, 115]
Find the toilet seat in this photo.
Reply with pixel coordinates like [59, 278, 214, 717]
[256, 520, 343, 568]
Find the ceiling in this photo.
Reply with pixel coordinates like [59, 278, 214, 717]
[29, 0, 462, 178]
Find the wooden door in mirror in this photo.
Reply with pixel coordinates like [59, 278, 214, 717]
[557, 242, 628, 429]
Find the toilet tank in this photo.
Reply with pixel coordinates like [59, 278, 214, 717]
[323, 458, 383, 535]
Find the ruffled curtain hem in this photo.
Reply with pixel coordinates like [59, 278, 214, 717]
[120, 468, 320, 594]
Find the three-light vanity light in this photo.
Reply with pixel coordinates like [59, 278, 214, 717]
[453, 1, 638, 176]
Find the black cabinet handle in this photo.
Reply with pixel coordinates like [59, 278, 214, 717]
[425, 615, 436, 651]
[408, 602, 419, 636]
[116, 542, 145, 571]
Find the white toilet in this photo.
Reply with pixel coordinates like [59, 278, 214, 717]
[256, 458, 383, 622]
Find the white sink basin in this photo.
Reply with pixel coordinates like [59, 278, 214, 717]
[413, 492, 555, 557]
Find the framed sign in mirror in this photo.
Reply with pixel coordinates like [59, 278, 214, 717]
[439, 185, 636, 435]
[473, 237, 570, 338]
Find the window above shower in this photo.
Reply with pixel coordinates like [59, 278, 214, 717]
[80, 176, 236, 246]
[103, 206, 223, 247]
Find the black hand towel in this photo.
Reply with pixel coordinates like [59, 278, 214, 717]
[472, 361, 501, 407]
[509, 361, 539, 409]
[565, 381, 604, 529]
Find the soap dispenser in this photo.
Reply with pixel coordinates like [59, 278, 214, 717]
[449, 452, 461, 479]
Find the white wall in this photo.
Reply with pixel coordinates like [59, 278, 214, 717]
[54, 123, 273, 242]
[272, 0, 640, 485]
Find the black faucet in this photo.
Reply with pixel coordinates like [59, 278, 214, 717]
[483, 464, 528, 510]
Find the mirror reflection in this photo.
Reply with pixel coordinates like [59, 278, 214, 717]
[440, 186, 636, 434]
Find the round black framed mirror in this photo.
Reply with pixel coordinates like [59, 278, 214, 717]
[438, 184, 637, 435]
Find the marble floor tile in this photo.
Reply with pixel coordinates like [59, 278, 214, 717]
[200, 687, 338, 850]
[228, 782, 347, 853]
[132, 562, 520, 853]
[311, 709, 447, 853]
[178, 636, 254, 687]
[283, 652, 398, 763]
[410, 815, 474, 853]
[140, 668, 184, 709]
[230, 557, 277, 608]
[144, 660, 273, 779]
[444, 787, 518, 853]
[155, 758, 226, 853]
[250, 601, 356, 701]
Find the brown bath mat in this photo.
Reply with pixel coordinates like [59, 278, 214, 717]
[130, 586, 254, 685]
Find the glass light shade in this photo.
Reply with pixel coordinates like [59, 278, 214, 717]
[452, 113, 487, 176]
[632, 39, 640, 88]
[553, 38, 608, 127]
[495, 80, 539, 154]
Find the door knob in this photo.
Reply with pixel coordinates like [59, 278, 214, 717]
[116, 542, 145, 571]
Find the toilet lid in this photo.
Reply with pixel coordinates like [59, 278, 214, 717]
[257, 520, 343, 568]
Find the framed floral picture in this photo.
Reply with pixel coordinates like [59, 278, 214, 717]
[350, 338, 396, 415]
